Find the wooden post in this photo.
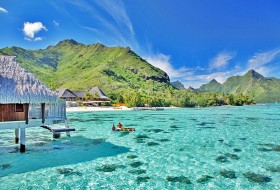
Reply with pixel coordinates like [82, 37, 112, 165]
[24, 104, 29, 124]
[41, 103, 45, 123]
[14, 128, 19, 144]
[20, 127, 26, 153]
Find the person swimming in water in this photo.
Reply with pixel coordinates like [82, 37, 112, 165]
[117, 122, 125, 131]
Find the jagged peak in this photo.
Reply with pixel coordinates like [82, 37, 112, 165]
[209, 79, 221, 84]
[244, 69, 264, 79]
[56, 39, 80, 46]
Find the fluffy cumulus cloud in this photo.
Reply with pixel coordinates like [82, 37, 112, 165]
[0, 7, 8, 13]
[23, 22, 47, 41]
[209, 52, 236, 70]
[145, 53, 190, 78]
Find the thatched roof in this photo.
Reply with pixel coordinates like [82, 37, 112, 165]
[57, 89, 77, 98]
[0, 55, 59, 104]
[89, 86, 109, 100]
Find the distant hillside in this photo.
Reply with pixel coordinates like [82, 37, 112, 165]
[198, 70, 280, 102]
[0, 39, 172, 95]
[171, 80, 185, 89]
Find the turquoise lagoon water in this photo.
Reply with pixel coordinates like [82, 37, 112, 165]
[0, 104, 280, 189]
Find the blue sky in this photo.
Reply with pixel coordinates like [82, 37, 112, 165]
[1, 0, 280, 88]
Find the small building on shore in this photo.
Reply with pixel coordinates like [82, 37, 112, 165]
[57, 86, 110, 106]
[0, 55, 66, 152]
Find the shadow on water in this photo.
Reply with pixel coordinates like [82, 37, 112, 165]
[0, 136, 130, 177]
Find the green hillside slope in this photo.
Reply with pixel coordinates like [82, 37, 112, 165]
[0, 39, 170, 95]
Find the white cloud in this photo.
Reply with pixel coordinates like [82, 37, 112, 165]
[23, 22, 47, 41]
[0, 7, 8, 13]
[145, 53, 190, 78]
[34, 37, 43, 41]
[247, 49, 280, 75]
[53, 20, 59, 26]
[209, 52, 236, 70]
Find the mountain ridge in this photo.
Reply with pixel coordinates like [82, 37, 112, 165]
[198, 69, 280, 102]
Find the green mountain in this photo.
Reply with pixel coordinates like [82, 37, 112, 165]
[0, 39, 171, 95]
[171, 80, 185, 89]
[199, 79, 222, 92]
[198, 70, 280, 102]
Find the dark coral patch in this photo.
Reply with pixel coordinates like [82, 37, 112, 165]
[196, 175, 213, 184]
[57, 168, 82, 176]
[225, 153, 239, 160]
[147, 129, 164, 133]
[96, 164, 123, 172]
[128, 169, 146, 175]
[147, 142, 160, 146]
[215, 156, 229, 163]
[220, 169, 236, 179]
[130, 161, 143, 168]
[233, 148, 242, 152]
[158, 138, 170, 142]
[257, 147, 272, 152]
[136, 176, 150, 183]
[127, 154, 138, 159]
[266, 166, 280, 173]
[243, 172, 272, 183]
[166, 176, 192, 184]
[0, 164, 12, 169]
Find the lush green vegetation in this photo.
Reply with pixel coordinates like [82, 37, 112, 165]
[199, 70, 280, 102]
[0, 39, 255, 107]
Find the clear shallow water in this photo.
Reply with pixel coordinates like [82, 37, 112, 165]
[0, 104, 280, 189]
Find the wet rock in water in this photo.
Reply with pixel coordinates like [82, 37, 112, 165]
[220, 169, 237, 179]
[225, 153, 239, 160]
[127, 154, 138, 159]
[196, 175, 214, 184]
[257, 147, 272, 152]
[128, 169, 146, 175]
[243, 172, 272, 183]
[96, 164, 122, 172]
[147, 142, 160, 146]
[266, 166, 280, 173]
[0, 164, 12, 169]
[166, 176, 192, 184]
[215, 156, 229, 163]
[233, 148, 242, 152]
[130, 161, 143, 168]
[158, 138, 170, 142]
[136, 176, 150, 183]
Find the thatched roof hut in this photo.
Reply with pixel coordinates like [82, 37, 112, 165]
[0, 55, 59, 104]
[89, 86, 109, 100]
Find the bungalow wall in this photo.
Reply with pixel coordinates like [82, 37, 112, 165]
[0, 104, 26, 122]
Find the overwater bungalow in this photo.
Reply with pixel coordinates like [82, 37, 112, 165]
[0, 55, 67, 152]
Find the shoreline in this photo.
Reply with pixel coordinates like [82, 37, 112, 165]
[66, 106, 179, 112]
